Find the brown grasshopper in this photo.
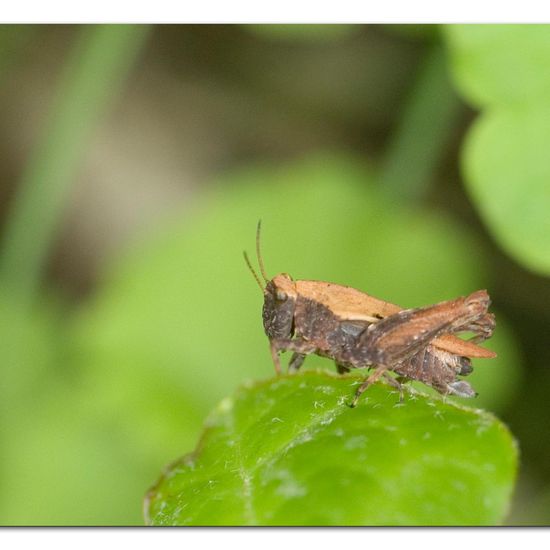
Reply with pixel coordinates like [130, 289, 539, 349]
[244, 222, 496, 407]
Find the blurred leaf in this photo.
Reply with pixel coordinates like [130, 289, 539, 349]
[0, 295, 93, 525]
[246, 24, 359, 42]
[0, 292, 149, 525]
[445, 25, 550, 108]
[145, 372, 518, 526]
[1, 381, 153, 525]
[462, 107, 550, 275]
[0, 292, 174, 525]
[0, 294, 62, 407]
[0, 325, 171, 526]
[445, 25, 550, 275]
[380, 45, 462, 202]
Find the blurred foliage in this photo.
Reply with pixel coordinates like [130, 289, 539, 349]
[0, 23, 546, 526]
[445, 25, 550, 107]
[146, 373, 518, 526]
[246, 24, 359, 41]
[383, 25, 440, 41]
[0, 25, 150, 304]
[0, 25, 35, 77]
[379, 45, 463, 202]
[0, 24, 151, 525]
[445, 25, 550, 275]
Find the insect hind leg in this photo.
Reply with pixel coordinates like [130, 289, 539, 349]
[458, 313, 496, 343]
[382, 372, 409, 403]
[349, 365, 388, 408]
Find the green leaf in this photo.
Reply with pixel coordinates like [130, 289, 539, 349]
[462, 106, 550, 275]
[145, 372, 518, 526]
[445, 25, 550, 108]
[445, 25, 550, 275]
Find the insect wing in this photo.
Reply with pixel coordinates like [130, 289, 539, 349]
[360, 295, 486, 365]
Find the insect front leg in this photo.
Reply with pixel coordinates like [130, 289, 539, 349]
[270, 341, 283, 374]
[288, 353, 306, 373]
[335, 362, 351, 374]
[285, 340, 318, 373]
[269, 338, 317, 374]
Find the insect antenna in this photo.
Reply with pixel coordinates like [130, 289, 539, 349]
[256, 219, 269, 284]
[243, 251, 264, 292]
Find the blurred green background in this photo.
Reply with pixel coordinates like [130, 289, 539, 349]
[0, 24, 548, 525]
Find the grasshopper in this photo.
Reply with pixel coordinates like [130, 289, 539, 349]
[244, 222, 496, 407]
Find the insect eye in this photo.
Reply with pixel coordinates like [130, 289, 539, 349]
[276, 290, 287, 301]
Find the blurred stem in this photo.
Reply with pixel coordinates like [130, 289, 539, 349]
[379, 43, 462, 202]
[0, 24, 150, 307]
